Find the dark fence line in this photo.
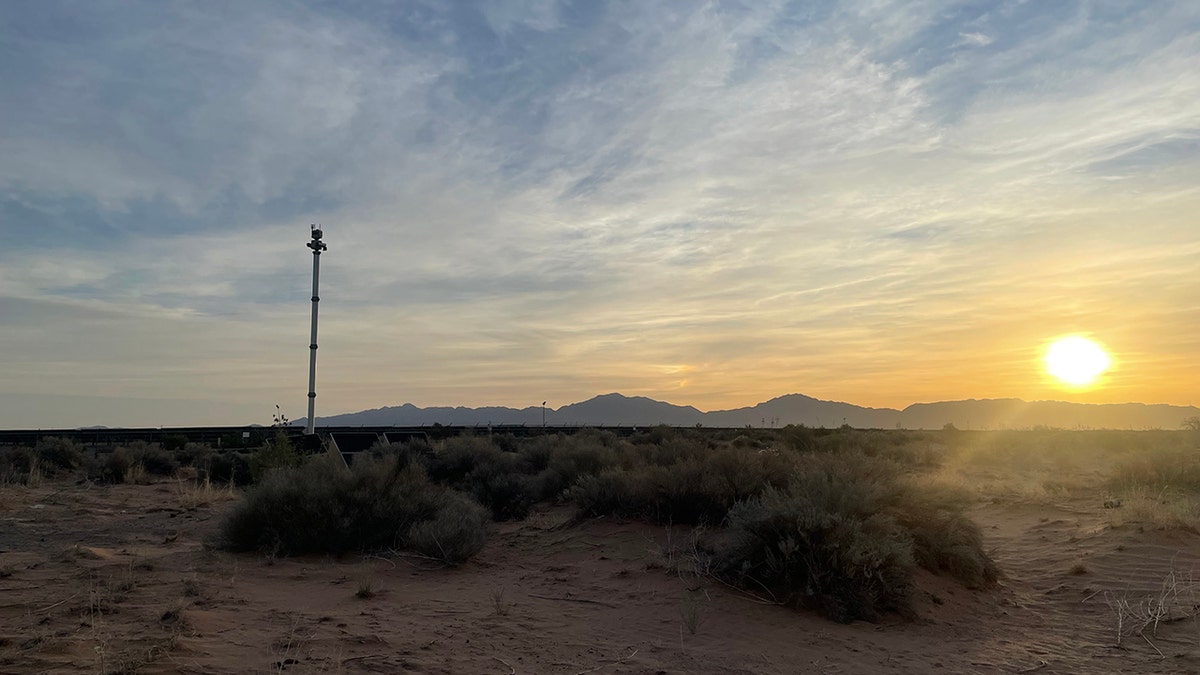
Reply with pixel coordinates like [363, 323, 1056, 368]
[0, 424, 726, 447]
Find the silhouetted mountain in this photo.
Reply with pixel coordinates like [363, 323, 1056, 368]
[309, 393, 1199, 430]
[555, 393, 704, 426]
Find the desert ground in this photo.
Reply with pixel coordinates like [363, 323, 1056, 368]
[3, 431, 1200, 674]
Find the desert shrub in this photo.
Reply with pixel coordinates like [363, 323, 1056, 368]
[218, 455, 488, 563]
[176, 442, 215, 467]
[0, 447, 36, 484]
[407, 496, 490, 563]
[572, 469, 640, 518]
[470, 471, 538, 521]
[425, 436, 503, 484]
[83, 447, 135, 484]
[780, 425, 818, 453]
[639, 462, 729, 523]
[34, 437, 83, 474]
[889, 483, 998, 588]
[713, 453, 995, 622]
[635, 435, 711, 468]
[521, 434, 621, 501]
[200, 452, 253, 486]
[249, 432, 300, 482]
[718, 486, 915, 622]
[161, 434, 189, 453]
[132, 444, 179, 476]
[1107, 446, 1200, 496]
[570, 446, 793, 525]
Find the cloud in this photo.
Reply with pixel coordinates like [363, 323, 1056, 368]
[1, 0, 1198, 424]
[954, 31, 994, 47]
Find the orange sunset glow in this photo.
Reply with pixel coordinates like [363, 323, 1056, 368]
[1, 2, 1197, 427]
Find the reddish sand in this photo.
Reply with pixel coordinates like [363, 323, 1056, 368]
[3, 477, 1199, 674]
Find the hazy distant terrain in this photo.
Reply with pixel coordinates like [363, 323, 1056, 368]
[312, 393, 1200, 430]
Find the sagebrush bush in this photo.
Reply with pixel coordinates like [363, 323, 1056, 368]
[83, 447, 135, 484]
[572, 469, 641, 518]
[200, 452, 253, 486]
[719, 486, 915, 622]
[132, 444, 179, 476]
[35, 437, 83, 474]
[569, 446, 791, 525]
[407, 496, 490, 563]
[176, 442, 215, 468]
[218, 455, 488, 563]
[713, 453, 995, 622]
[888, 482, 998, 588]
[0, 447, 36, 484]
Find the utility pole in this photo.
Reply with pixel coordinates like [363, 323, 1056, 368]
[305, 225, 327, 436]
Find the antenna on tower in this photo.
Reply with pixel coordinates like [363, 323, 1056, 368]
[305, 224, 327, 436]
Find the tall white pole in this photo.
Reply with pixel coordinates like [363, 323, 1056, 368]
[306, 226, 327, 435]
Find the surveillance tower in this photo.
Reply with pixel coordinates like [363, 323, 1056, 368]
[305, 225, 327, 435]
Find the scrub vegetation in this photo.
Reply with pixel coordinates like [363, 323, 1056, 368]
[5, 425, 1196, 624]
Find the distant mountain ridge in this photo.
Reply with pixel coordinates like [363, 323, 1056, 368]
[309, 393, 1200, 430]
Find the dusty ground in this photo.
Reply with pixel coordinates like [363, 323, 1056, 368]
[3, 470, 1200, 674]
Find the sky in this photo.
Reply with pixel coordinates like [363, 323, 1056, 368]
[2, 1, 1198, 428]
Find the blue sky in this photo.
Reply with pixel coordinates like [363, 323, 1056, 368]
[2, 1, 1198, 427]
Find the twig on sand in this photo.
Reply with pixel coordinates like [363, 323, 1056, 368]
[381, 548, 448, 570]
[1016, 659, 1047, 673]
[1142, 634, 1165, 659]
[493, 655, 516, 674]
[364, 554, 396, 569]
[341, 654, 386, 665]
[37, 592, 80, 613]
[1080, 589, 1103, 603]
[527, 593, 618, 608]
[573, 648, 638, 675]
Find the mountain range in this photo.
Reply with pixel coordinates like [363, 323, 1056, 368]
[309, 393, 1200, 431]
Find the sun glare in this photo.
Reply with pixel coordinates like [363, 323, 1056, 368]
[1044, 336, 1111, 387]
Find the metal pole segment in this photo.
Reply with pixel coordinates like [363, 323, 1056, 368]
[306, 227, 326, 436]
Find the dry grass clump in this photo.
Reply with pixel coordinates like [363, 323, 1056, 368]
[176, 475, 238, 510]
[218, 454, 488, 563]
[1103, 443, 1200, 531]
[1107, 445, 1200, 496]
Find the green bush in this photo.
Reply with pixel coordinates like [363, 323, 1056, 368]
[218, 455, 488, 563]
[35, 437, 83, 474]
[250, 432, 300, 482]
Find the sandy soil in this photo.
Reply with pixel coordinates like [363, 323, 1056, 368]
[3, 474, 1200, 674]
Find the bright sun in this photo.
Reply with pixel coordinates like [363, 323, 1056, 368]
[1044, 336, 1111, 387]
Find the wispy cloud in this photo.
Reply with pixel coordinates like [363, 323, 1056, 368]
[1, 0, 1198, 425]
